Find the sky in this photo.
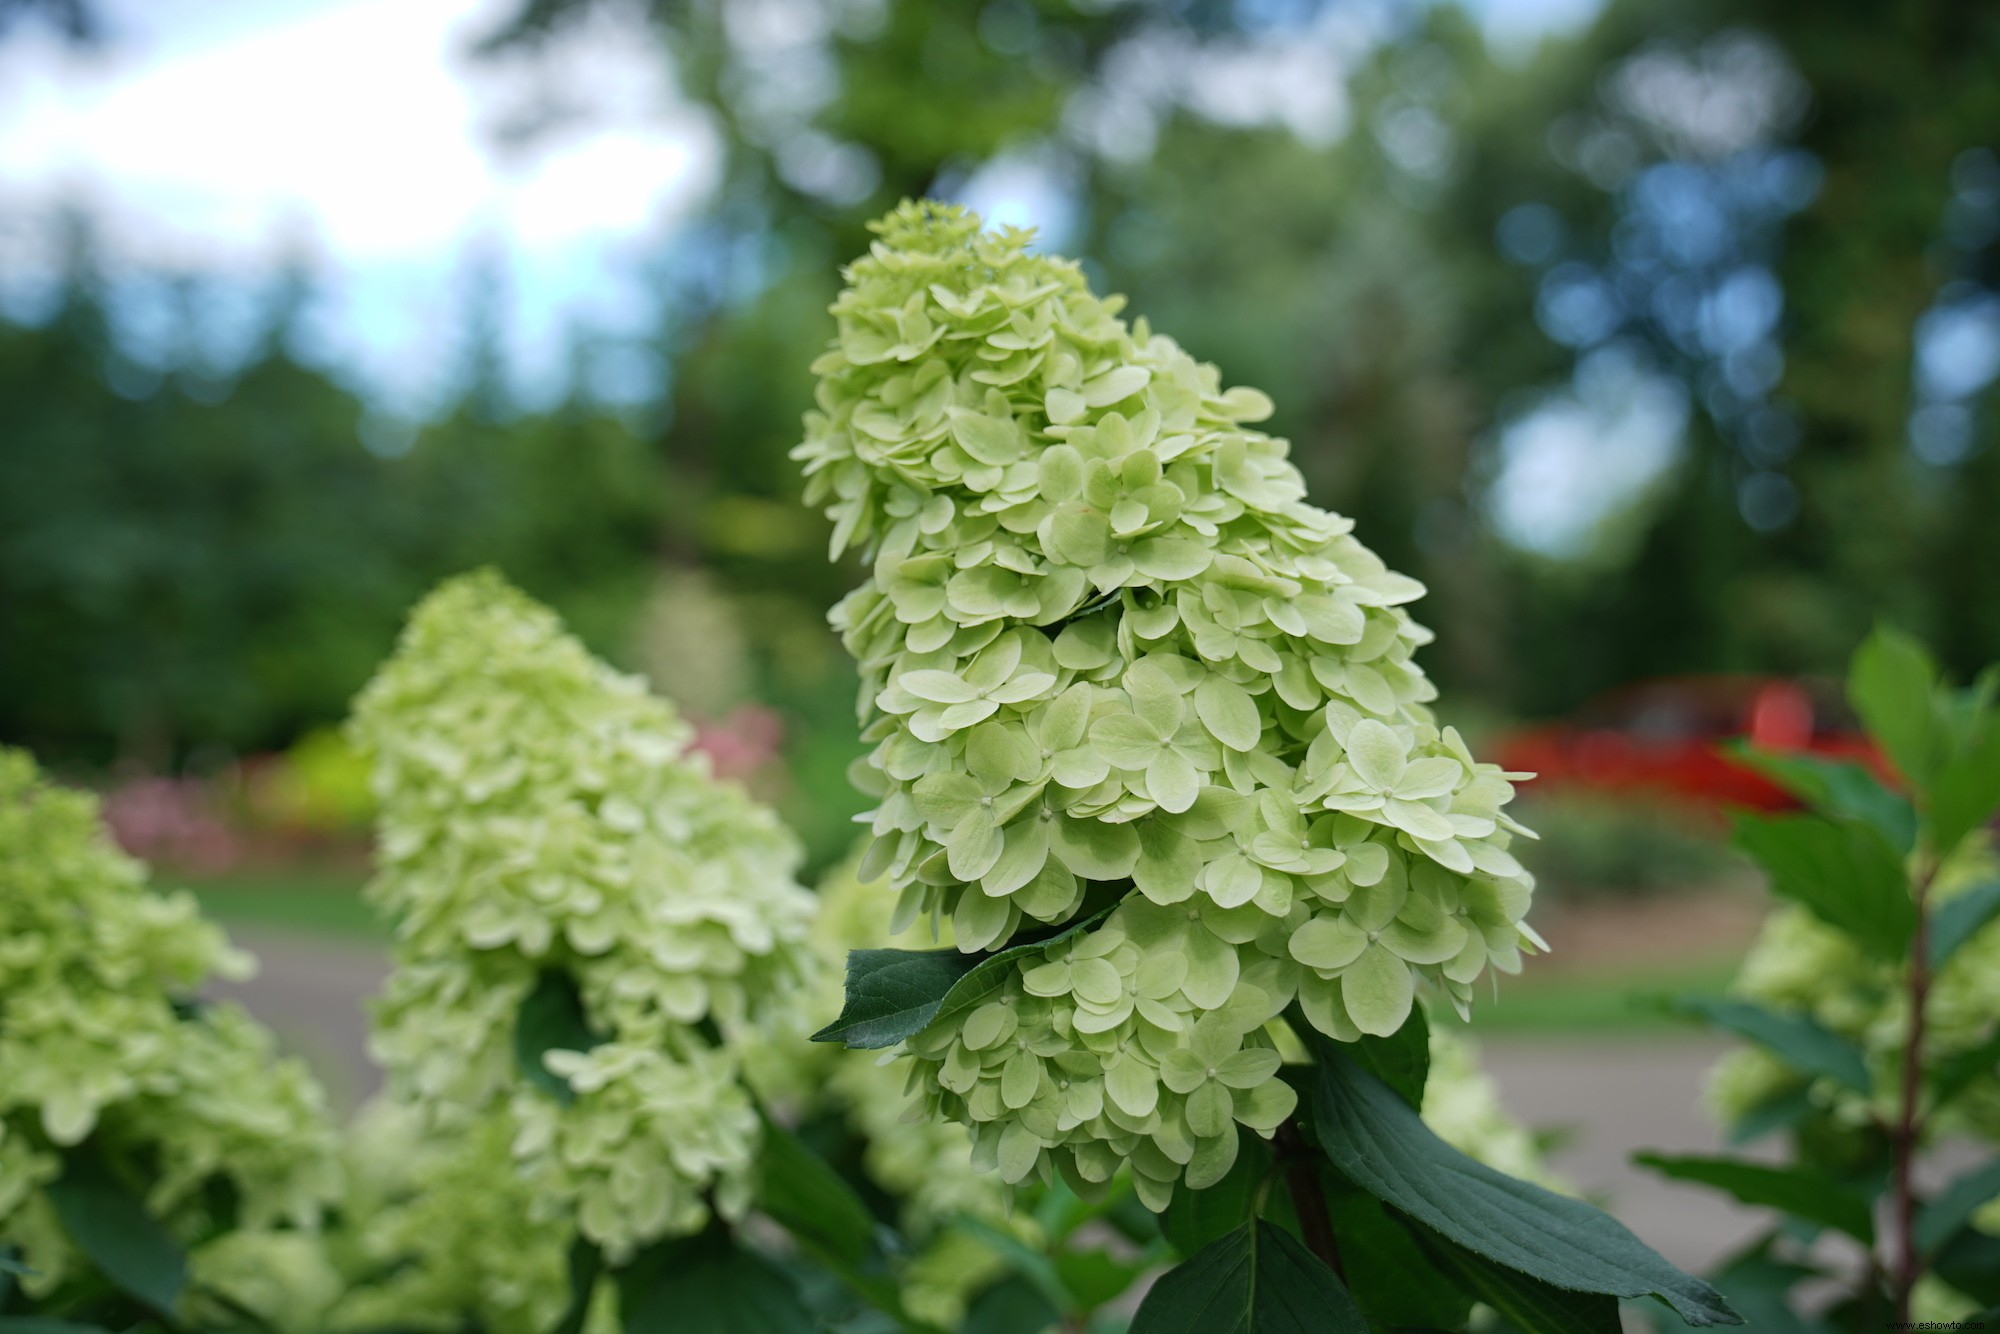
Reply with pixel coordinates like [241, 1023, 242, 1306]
[0, 0, 718, 411]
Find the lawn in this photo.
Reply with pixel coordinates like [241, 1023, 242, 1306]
[183, 866, 384, 940]
[1451, 957, 1742, 1035]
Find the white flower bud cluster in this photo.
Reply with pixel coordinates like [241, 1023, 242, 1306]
[0, 749, 340, 1294]
[796, 202, 1541, 1204]
[349, 571, 818, 1260]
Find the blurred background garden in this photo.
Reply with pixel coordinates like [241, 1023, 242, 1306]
[1, 0, 1996, 1271]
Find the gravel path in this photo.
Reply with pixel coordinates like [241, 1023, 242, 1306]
[213, 929, 1764, 1273]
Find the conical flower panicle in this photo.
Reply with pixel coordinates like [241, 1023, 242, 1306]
[797, 202, 1541, 1207]
[349, 570, 818, 1259]
[0, 749, 341, 1295]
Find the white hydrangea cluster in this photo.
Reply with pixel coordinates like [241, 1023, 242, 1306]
[0, 748, 341, 1296]
[349, 571, 818, 1261]
[796, 202, 1540, 1206]
[1707, 844, 2000, 1145]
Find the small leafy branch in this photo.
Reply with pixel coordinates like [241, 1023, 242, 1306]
[1640, 625, 2000, 1329]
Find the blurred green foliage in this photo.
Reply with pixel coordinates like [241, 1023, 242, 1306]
[2, 0, 1997, 882]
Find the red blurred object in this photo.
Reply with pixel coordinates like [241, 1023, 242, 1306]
[1494, 676, 1886, 813]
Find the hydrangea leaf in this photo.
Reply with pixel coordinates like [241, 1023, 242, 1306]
[1310, 1035, 1740, 1327]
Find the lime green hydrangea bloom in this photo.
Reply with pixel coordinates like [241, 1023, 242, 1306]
[349, 571, 818, 1261]
[796, 202, 1540, 1208]
[0, 748, 341, 1296]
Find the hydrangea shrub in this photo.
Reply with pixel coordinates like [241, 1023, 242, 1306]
[796, 201, 1541, 1208]
[0, 748, 340, 1310]
[348, 569, 818, 1261]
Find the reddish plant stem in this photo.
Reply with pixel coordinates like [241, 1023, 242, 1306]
[1275, 1117, 1344, 1279]
[1890, 861, 1938, 1324]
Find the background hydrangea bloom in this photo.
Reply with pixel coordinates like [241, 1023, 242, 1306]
[349, 570, 818, 1261]
[326, 1102, 595, 1334]
[796, 201, 1542, 1206]
[0, 748, 341, 1300]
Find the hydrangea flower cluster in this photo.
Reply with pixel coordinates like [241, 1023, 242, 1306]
[0, 748, 341, 1295]
[796, 202, 1540, 1206]
[349, 571, 818, 1261]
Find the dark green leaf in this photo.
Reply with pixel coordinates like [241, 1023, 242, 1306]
[1633, 1155, 1874, 1243]
[1129, 1220, 1367, 1334]
[1931, 1027, 2000, 1111]
[1930, 716, 2000, 858]
[514, 970, 602, 1105]
[1308, 1036, 1739, 1327]
[549, 1237, 601, 1334]
[1847, 625, 1938, 785]
[1668, 997, 1870, 1094]
[1725, 1083, 1815, 1147]
[1935, 1225, 2000, 1304]
[960, 1275, 1061, 1334]
[1930, 880, 2000, 973]
[1158, 1134, 1270, 1257]
[1051, 1247, 1150, 1311]
[1422, 1234, 1623, 1333]
[1347, 1001, 1430, 1110]
[0, 1322, 117, 1333]
[813, 907, 1112, 1049]
[1646, 1250, 1828, 1334]
[1324, 1184, 1475, 1331]
[617, 1229, 814, 1334]
[753, 1113, 883, 1271]
[1730, 813, 1914, 960]
[1729, 744, 1915, 853]
[754, 1114, 933, 1326]
[956, 1214, 1072, 1316]
[45, 1150, 188, 1316]
[1915, 1157, 2000, 1256]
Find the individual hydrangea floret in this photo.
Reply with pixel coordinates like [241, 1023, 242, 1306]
[349, 571, 818, 1260]
[796, 201, 1542, 1207]
[0, 748, 341, 1296]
